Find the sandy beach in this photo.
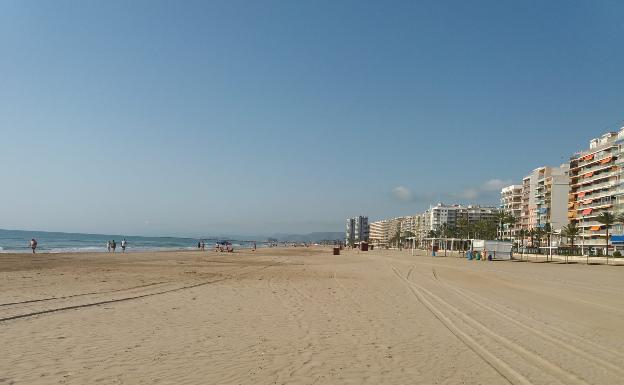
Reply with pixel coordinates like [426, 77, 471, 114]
[1, 247, 624, 385]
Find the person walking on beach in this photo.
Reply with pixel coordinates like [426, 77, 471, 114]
[107, 240, 111, 252]
[201, 240, 205, 251]
[111, 240, 117, 253]
[30, 238, 37, 253]
[121, 238, 127, 253]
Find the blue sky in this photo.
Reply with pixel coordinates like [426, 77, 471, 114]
[1, 0, 623, 236]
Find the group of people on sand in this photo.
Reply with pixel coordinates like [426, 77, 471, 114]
[107, 238, 127, 253]
[215, 242, 233, 252]
[197, 240, 206, 251]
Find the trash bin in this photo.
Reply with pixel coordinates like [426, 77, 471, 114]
[333, 247, 340, 255]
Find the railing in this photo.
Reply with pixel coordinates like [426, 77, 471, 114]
[576, 161, 617, 177]
[573, 181, 617, 195]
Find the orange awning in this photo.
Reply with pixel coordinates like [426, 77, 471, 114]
[577, 192, 586, 198]
[582, 208, 592, 215]
[584, 171, 594, 178]
[583, 154, 594, 161]
[600, 156, 613, 164]
[591, 226, 601, 231]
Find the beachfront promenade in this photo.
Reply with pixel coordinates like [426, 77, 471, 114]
[1, 247, 623, 384]
[396, 247, 624, 265]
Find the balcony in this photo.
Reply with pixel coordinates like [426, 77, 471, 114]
[571, 172, 616, 188]
[573, 180, 617, 196]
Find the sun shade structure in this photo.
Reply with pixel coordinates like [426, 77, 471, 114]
[600, 156, 612, 164]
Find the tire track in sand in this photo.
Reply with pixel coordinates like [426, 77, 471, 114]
[0, 265, 270, 323]
[399, 266, 590, 385]
[430, 269, 624, 377]
[391, 266, 529, 385]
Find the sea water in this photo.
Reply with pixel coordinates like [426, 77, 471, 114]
[0, 229, 254, 253]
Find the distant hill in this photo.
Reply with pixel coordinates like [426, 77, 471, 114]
[269, 232, 344, 243]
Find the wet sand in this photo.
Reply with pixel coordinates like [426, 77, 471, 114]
[1, 247, 623, 384]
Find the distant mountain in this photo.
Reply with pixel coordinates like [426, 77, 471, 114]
[269, 232, 344, 242]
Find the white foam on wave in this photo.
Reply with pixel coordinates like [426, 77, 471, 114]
[48, 246, 108, 254]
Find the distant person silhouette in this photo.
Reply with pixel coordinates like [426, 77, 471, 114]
[121, 238, 127, 253]
[30, 238, 37, 253]
[111, 240, 116, 253]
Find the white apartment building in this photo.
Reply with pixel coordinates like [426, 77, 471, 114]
[369, 220, 390, 246]
[370, 214, 428, 246]
[424, 203, 499, 234]
[500, 184, 522, 238]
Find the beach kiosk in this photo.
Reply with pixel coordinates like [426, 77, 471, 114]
[471, 240, 513, 260]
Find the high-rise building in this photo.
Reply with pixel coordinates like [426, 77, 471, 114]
[568, 130, 622, 248]
[519, 165, 570, 233]
[500, 185, 522, 238]
[345, 216, 369, 245]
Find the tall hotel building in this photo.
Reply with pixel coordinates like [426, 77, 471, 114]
[568, 130, 623, 248]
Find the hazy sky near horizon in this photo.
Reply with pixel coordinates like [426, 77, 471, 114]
[1, 0, 623, 236]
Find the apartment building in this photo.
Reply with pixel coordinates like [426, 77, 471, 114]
[369, 220, 390, 246]
[424, 203, 499, 233]
[345, 216, 369, 245]
[536, 165, 570, 231]
[520, 176, 535, 231]
[369, 214, 429, 246]
[519, 165, 570, 233]
[500, 184, 522, 238]
[568, 130, 622, 248]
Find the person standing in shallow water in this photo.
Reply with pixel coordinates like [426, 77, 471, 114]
[30, 238, 37, 253]
[121, 238, 127, 253]
[107, 240, 111, 252]
[111, 240, 116, 253]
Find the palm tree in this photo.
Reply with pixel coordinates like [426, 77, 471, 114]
[517, 228, 528, 261]
[543, 223, 552, 261]
[597, 212, 617, 264]
[528, 228, 536, 249]
[534, 227, 545, 248]
[506, 215, 518, 241]
[561, 222, 580, 263]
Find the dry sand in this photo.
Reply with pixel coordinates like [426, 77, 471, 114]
[1, 247, 624, 385]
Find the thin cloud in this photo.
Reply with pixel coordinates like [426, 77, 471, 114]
[392, 178, 511, 205]
[482, 179, 513, 192]
[392, 186, 413, 202]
